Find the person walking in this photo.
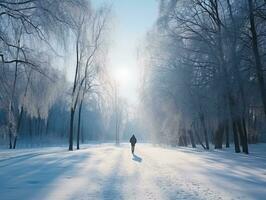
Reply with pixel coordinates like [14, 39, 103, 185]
[129, 134, 137, 154]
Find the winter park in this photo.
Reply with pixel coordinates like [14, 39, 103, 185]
[0, 0, 266, 200]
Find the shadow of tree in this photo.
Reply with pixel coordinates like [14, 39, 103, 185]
[0, 150, 93, 200]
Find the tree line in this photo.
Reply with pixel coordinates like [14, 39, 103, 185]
[0, 0, 118, 150]
[141, 0, 266, 154]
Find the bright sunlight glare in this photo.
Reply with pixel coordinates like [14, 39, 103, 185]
[109, 64, 140, 105]
[111, 67, 131, 87]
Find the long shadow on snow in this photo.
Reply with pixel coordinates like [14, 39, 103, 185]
[132, 154, 142, 163]
[100, 148, 143, 200]
[0, 150, 66, 168]
[163, 149, 266, 199]
[0, 151, 93, 200]
[197, 164, 266, 199]
[100, 150, 125, 200]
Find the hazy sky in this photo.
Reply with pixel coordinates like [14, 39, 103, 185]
[94, 0, 159, 105]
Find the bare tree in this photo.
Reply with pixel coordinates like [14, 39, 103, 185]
[68, 5, 110, 151]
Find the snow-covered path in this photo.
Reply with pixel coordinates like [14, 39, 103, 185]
[0, 144, 266, 200]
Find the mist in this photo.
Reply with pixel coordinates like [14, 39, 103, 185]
[0, 1, 266, 199]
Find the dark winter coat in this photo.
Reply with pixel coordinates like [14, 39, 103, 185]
[130, 135, 137, 146]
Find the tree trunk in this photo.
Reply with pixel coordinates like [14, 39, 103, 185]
[13, 106, 24, 149]
[77, 100, 83, 150]
[8, 32, 21, 149]
[81, 123, 84, 144]
[228, 93, 241, 153]
[188, 130, 196, 148]
[178, 129, 187, 147]
[199, 113, 209, 150]
[13, 136, 17, 149]
[236, 118, 249, 154]
[214, 123, 224, 149]
[242, 118, 249, 154]
[195, 129, 206, 149]
[225, 120, 230, 148]
[13, 69, 31, 149]
[69, 107, 75, 151]
[9, 132, 12, 149]
[232, 120, 241, 153]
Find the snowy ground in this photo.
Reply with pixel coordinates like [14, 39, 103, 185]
[0, 143, 266, 200]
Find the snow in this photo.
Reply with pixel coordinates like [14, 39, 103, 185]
[0, 143, 266, 200]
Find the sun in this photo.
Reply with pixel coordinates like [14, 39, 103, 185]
[109, 64, 139, 105]
[111, 67, 131, 87]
